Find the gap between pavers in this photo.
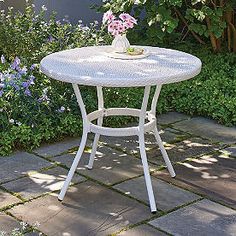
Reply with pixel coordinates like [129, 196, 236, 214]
[221, 146, 236, 158]
[148, 199, 236, 236]
[0, 189, 21, 210]
[117, 224, 167, 236]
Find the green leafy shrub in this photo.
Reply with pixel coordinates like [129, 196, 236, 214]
[99, 0, 236, 52]
[158, 42, 236, 125]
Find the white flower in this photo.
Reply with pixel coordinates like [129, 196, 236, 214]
[41, 5, 47, 11]
[16, 121, 22, 126]
[9, 119, 14, 124]
[20, 222, 28, 230]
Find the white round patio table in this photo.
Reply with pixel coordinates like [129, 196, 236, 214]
[40, 46, 202, 212]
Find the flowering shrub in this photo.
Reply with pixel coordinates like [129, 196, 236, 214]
[0, 56, 36, 97]
[0, 2, 112, 155]
[102, 10, 137, 36]
[0, 3, 111, 63]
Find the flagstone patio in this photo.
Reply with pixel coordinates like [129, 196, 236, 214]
[0, 112, 235, 236]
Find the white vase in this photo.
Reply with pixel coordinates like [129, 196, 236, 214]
[111, 34, 130, 53]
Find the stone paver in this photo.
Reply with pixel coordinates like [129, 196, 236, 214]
[100, 128, 189, 156]
[0, 213, 20, 233]
[54, 146, 156, 185]
[33, 137, 83, 158]
[148, 137, 219, 166]
[2, 167, 86, 200]
[0, 189, 20, 209]
[9, 181, 152, 236]
[157, 111, 190, 125]
[149, 199, 236, 236]
[118, 224, 167, 235]
[173, 117, 236, 144]
[153, 152, 236, 208]
[0, 152, 52, 183]
[114, 176, 200, 211]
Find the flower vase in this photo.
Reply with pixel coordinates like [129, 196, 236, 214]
[112, 34, 130, 53]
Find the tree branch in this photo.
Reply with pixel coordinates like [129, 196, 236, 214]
[173, 7, 205, 45]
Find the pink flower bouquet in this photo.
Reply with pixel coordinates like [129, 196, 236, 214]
[103, 10, 137, 36]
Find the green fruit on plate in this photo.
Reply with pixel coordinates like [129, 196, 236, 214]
[127, 47, 144, 55]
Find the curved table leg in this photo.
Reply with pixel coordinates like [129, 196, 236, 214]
[151, 85, 176, 177]
[139, 86, 157, 213]
[58, 84, 89, 201]
[87, 86, 104, 169]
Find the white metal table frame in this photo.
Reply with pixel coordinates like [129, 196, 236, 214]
[58, 83, 176, 213]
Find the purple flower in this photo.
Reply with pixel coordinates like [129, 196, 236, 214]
[22, 81, 29, 88]
[38, 94, 49, 103]
[28, 75, 35, 85]
[11, 57, 21, 70]
[12, 83, 20, 91]
[1, 55, 5, 64]
[9, 73, 16, 80]
[0, 90, 3, 97]
[24, 88, 31, 96]
[30, 64, 36, 70]
[48, 35, 54, 43]
[18, 66, 28, 75]
[0, 83, 4, 88]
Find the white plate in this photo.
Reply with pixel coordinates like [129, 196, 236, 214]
[104, 49, 150, 60]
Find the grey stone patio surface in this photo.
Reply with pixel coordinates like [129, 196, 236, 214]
[0, 112, 235, 235]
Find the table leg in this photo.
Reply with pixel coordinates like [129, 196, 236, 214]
[139, 86, 157, 213]
[153, 127, 176, 177]
[87, 86, 104, 169]
[151, 85, 176, 177]
[58, 84, 89, 201]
